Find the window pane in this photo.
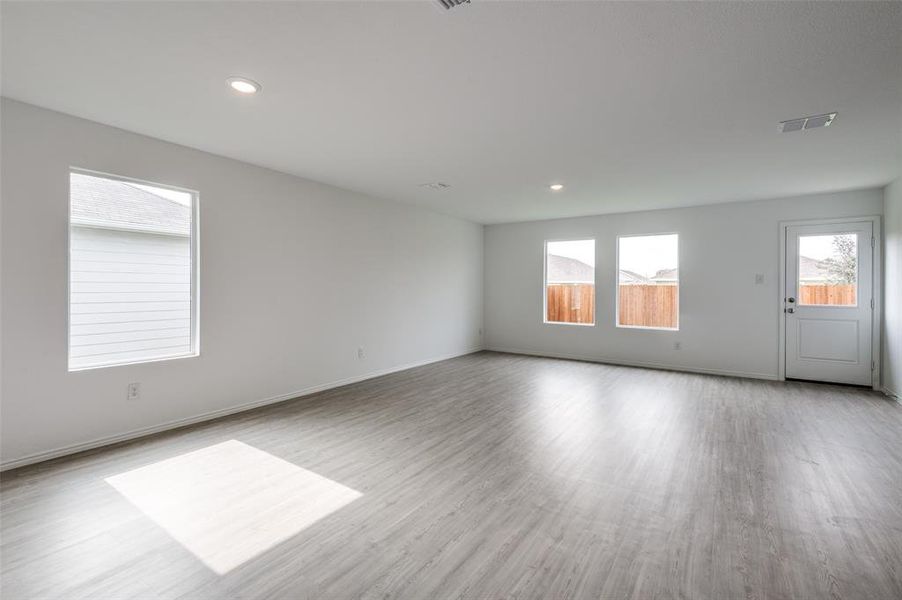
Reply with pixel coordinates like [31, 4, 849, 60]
[69, 171, 196, 369]
[798, 234, 857, 306]
[618, 234, 678, 329]
[545, 239, 595, 325]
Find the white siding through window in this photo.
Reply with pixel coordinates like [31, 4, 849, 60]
[70, 227, 191, 368]
[68, 171, 195, 370]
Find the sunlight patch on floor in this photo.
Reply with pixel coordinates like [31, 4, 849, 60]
[105, 439, 362, 574]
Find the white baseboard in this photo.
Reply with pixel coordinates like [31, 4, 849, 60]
[486, 346, 780, 381]
[0, 347, 483, 472]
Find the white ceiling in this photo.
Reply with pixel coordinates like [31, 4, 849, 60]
[2, 1, 900, 224]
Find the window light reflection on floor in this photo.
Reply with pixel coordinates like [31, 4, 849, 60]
[105, 440, 362, 574]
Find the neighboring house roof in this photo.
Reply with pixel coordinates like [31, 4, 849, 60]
[548, 258, 683, 285]
[799, 255, 829, 281]
[651, 268, 678, 281]
[547, 254, 594, 283]
[70, 173, 190, 236]
[619, 269, 650, 284]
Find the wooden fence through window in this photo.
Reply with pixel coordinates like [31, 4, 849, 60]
[617, 284, 678, 328]
[546, 284, 679, 328]
[546, 283, 595, 324]
[799, 284, 856, 306]
[546, 283, 857, 328]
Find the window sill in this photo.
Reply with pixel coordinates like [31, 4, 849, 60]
[68, 351, 199, 372]
[616, 324, 679, 332]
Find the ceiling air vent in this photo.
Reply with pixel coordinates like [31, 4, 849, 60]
[419, 182, 451, 190]
[780, 112, 837, 133]
[436, 0, 470, 9]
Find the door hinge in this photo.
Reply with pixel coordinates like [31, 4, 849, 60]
[872, 360, 876, 371]
[871, 298, 875, 310]
[872, 236, 876, 249]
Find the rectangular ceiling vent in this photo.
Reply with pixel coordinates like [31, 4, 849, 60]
[780, 112, 837, 133]
[419, 182, 451, 190]
[436, 0, 470, 10]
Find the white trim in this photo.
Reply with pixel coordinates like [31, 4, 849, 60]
[883, 386, 900, 400]
[1, 347, 482, 472]
[778, 222, 787, 380]
[70, 166, 201, 197]
[777, 215, 882, 389]
[67, 351, 200, 373]
[486, 346, 779, 381]
[873, 224, 883, 391]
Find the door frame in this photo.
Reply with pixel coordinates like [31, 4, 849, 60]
[777, 216, 882, 389]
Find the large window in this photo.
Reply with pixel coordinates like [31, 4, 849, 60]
[544, 239, 595, 325]
[617, 234, 678, 329]
[69, 170, 198, 370]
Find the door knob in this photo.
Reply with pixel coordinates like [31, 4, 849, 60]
[787, 308, 795, 313]
[788, 297, 796, 303]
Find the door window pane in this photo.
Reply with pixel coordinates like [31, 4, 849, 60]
[545, 240, 595, 325]
[798, 234, 857, 306]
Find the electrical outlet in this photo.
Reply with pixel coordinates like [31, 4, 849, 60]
[673, 341, 681, 351]
[357, 347, 365, 360]
[755, 273, 765, 285]
[127, 382, 140, 400]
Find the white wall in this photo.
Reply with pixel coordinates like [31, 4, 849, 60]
[485, 189, 884, 380]
[0, 99, 484, 468]
[884, 177, 902, 398]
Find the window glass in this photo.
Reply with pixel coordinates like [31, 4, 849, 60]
[545, 239, 595, 325]
[69, 171, 197, 370]
[798, 234, 857, 306]
[617, 234, 678, 329]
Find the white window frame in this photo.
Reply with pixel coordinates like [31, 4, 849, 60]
[615, 232, 680, 331]
[68, 167, 200, 371]
[543, 238, 596, 327]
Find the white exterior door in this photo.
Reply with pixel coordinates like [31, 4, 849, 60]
[785, 221, 873, 386]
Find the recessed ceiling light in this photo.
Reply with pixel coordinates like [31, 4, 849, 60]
[550, 184, 564, 191]
[227, 77, 261, 95]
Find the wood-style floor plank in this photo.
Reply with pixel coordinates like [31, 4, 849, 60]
[2, 351, 901, 599]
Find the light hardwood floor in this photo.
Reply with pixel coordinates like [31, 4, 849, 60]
[2, 352, 901, 599]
